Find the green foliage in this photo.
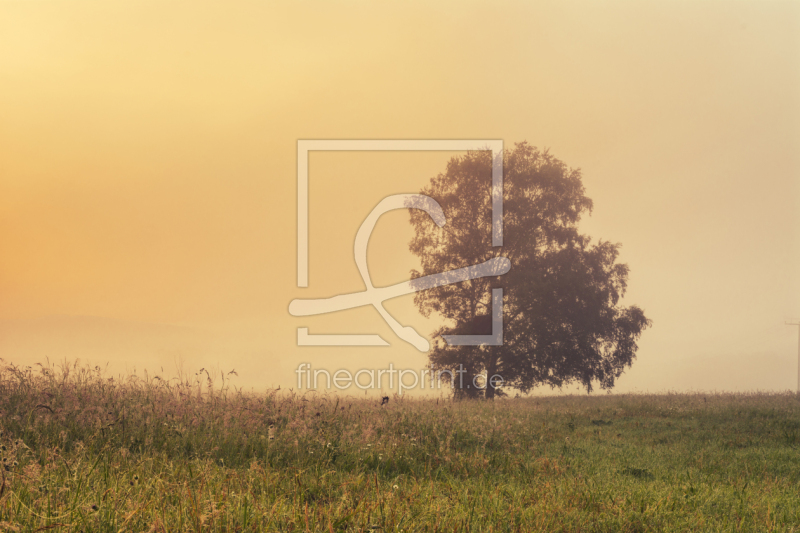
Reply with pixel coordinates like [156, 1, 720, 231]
[1, 361, 799, 531]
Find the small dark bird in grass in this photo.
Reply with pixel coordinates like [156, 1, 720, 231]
[381, 396, 389, 406]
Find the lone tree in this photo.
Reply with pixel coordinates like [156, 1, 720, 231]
[409, 142, 651, 398]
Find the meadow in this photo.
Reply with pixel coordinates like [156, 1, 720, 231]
[1, 359, 799, 532]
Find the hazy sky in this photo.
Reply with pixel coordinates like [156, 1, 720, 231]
[1, 0, 798, 395]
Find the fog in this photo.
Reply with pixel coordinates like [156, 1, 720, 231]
[1, 1, 798, 395]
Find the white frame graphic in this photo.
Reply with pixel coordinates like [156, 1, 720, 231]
[295, 139, 504, 348]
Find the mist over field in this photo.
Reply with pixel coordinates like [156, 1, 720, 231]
[1, 3, 800, 529]
[0, 1, 798, 395]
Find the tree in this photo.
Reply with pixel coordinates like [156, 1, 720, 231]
[409, 142, 651, 399]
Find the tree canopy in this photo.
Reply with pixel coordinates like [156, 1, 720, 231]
[409, 142, 651, 398]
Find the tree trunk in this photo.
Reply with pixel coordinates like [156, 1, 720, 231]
[484, 357, 498, 400]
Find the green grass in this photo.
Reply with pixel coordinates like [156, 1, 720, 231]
[1, 360, 800, 532]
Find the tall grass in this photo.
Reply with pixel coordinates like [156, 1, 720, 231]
[1, 358, 799, 531]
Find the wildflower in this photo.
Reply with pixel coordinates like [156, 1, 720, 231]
[393, 484, 399, 490]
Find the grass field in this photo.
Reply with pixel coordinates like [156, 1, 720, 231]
[1, 360, 799, 532]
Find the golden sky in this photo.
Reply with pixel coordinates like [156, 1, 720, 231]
[1, 0, 799, 394]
